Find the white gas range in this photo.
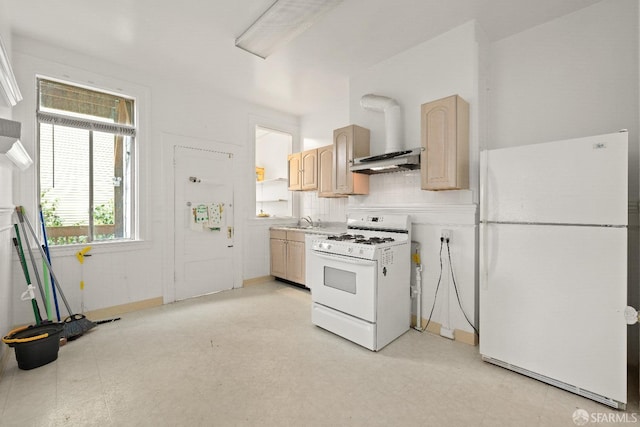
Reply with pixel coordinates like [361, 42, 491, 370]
[308, 213, 411, 351]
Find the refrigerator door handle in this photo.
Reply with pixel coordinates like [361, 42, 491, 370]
[625, 306, 639, 325]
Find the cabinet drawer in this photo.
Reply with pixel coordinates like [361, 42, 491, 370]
[286, 231, 305, 242]
[270, 229, 287, 240]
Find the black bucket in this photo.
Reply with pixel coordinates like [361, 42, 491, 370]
[3, 323, 64, 370]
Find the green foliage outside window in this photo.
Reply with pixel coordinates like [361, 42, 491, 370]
[40, 189, 63, 227]
[93, 200, 114, 225]
[41, 189, 116, 243]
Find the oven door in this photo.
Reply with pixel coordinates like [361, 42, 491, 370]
[308, 251, 377, 322]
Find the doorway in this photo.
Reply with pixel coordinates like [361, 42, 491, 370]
[255, 126, 292, 218]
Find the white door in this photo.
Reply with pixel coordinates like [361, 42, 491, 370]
[174, 146, 234, 301]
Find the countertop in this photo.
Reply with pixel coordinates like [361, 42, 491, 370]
[270, 222, 347, 235]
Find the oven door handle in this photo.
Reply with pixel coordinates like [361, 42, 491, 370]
[312, 252, 375, 266]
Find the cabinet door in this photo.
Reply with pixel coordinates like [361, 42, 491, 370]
[420, 95, 469, 190]
[301, 149, 318, 191]
[270, 238, 287, 278]
[333, 126, 352, 194]
[288, 153, 302, 190]
[286, 240, 305, 285]
[333, 125, 370, 195]
[318, 145, 344, 198]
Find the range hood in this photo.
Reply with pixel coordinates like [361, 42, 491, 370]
[350, 94, 421, 175]
[351, 147, 421, 174]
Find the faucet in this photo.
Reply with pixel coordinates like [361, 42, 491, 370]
[300, 216, 314, 227]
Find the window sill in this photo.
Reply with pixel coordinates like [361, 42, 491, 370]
[45, 239, 152, 257]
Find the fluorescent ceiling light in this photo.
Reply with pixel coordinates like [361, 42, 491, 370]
[0, 36, 22, 106]
[235, 0, 343, 59]
[0, 118, 32, 170]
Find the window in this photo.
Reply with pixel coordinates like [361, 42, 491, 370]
[37, 78, 136, 245]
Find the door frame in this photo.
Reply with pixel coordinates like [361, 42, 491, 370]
[162, 132, 241, 304]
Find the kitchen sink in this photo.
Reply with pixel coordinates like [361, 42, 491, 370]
[272, 225, 333, 234]
[281, 225, 321, 231]
[271, 223, 347, 235]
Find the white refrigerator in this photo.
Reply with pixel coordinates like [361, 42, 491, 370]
[479, 131, 628, 409]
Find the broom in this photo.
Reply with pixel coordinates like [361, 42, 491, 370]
[40, 205, 61, 321]
[16, 206, 96, 339]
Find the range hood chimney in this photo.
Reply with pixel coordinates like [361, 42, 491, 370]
[351, 94, 421, 175]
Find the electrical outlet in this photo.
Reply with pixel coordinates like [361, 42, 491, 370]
[441, 229, 452, 240]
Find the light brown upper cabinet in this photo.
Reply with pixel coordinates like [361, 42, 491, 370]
[420, 95, 469, 191]
[317, 145, 346, 198]
[333, 125, 370, 195]
[288, 152, 302, 190]
[301, 149, 318, 190]
[288, 149, 317, 191]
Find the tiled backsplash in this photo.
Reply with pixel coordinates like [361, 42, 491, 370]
[352, 171, 473, 207]
[301, 191, 348, 222]
[300, 169, 474, 222]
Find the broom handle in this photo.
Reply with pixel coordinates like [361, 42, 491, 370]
[12, 236, 43, 324]
[15, 208, 47, 306]
[17, 207, 74, 316]
[40, 206, 61, 321]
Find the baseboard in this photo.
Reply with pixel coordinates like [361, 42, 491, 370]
[85, 297, 163, 321]
[243, 276, 274, 286]
[411, 315, 478, 346]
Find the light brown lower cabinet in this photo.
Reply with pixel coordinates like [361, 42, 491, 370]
[270, 229, 305, 286]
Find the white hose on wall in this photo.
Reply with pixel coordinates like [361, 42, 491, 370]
[411, 241, 423, 331]
[360, 94, 403, 153]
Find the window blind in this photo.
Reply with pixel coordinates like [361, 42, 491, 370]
[37, 111, 136, 137]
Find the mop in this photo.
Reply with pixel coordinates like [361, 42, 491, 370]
[16, 206, 96, 339]
[76, 246, 91, 314]
[76, 246, 121, 325]
[11, 231, 43, 325]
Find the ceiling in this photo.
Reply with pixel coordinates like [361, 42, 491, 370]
[4, 0, 600, 116]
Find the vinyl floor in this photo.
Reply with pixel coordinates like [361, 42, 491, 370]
[0, 280, 638, 426]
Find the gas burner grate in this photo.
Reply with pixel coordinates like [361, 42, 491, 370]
[353, 236, 395, 245]
[327, 234, 365, 241]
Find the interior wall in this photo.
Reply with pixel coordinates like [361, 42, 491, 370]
[347, 21, 484, 336]
[0, 2, 14, 364]
[298, 98, 350, 223]
[349, 21, 481, 206]
[8, 36, 298, 323]
[488, 0, 639, 368]
[489, 0, 639, 197]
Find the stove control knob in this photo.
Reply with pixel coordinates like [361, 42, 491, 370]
[347, 247, 353, 254]
[326, 244, 332, 250]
